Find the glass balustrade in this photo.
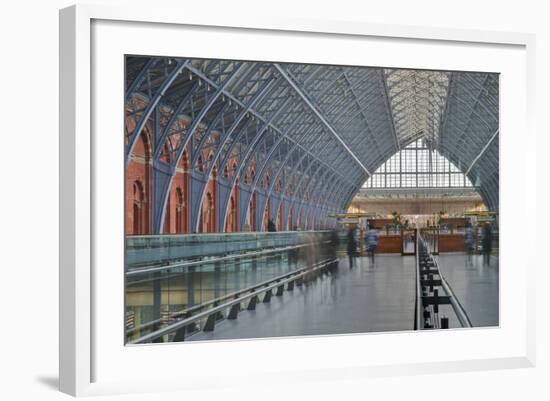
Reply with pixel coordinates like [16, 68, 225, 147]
[125, 231, 338, 343]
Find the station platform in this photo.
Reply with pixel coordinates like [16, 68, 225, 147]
[436, 253, 499, 327]
[188, 254, 417, 341]
[186, 253, 499, 341]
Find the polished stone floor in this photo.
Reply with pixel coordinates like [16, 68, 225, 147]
[187, 252, 499, 341]
[188, 254, 417, 341]
[436, 253, 499, 327]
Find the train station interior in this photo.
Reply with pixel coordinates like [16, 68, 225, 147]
[124, 56, 499, 344]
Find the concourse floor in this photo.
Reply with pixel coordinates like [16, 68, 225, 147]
[435, 253, 499, 327]
[188, 254, 417, 341]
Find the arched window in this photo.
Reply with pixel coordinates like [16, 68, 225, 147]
[209, 154, 216, 177]
[228, 196, 236, 232]
[277, 205, 283, 231]
[126, 131, 151, 236]
[264, 198, 271, 231]
[182, 150, 189, 170]
[197, 155, 204, 173]
[175, 187, 184, 233]
[203, 192, 216, 232]
[132, 180, 145, 235]
[161, 143, 171, 163]
[250, 193, 257, 231]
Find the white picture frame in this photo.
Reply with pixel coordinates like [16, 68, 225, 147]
[59, 4, 536, 397]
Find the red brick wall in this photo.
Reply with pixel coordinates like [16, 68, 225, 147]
[125, 116, 152, 235]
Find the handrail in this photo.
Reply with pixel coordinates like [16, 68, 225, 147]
[414, 229, 423, 330]
[440, 275, 473, 328]
[416, 232, 472, 330]
[127, 255, 323, 336]
[126, 231, 334, 268]
[126, 241, 327, 276]
[128, 257, 338, 344]
[127, 230, 333, 239]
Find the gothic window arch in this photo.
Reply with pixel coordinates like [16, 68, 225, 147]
[132, 180, 145, 235]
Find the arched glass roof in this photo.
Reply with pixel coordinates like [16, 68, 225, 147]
[125, 56, 499, 232]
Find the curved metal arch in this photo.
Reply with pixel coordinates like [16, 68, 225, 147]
[124, 58, 247, 233]
[229, 62, 366, 230]
[298, 170, 351, 222]
[330, 100, 395, 166]
[152, 81, 200, 161]
[268, 155, 350, 230]
[281, 131, 362, 213]
[255, 102, 356, 199]
[312, 70, 390, 149]
[456, 74, 499, 122]
[343, 68, 399, 151]
[268, 70, 390, 200]
[187, 101, 231, 165]
[296, 176, 355, 228]
[125, 59, 189, 165]
[278, 65, 382, 173]
[244, 119, 316, 219]
[444, 96, 498, 133]
[291, 151, 363, 221]
[190, 78, 284, 232]
[246, 102, 357, 198]
[187, 63, 273, 169]
[298, 134, 366, 197]
[438, 115, 497, 161]
[152, 62, 249, 232]
[437, 71, 499, 213]
[274, 63, 371, 176]
[314, 164, 361, 211]
[216, 83, 288, 178]
[248, 112, 311, 190]
[192, 62, 358, 208]
[215, 96, 296, 232]
[440, 73, 498, 138]
[126, 58, 502, 235]
[247, 143, 309, 229]
[125, 57, 159, 103]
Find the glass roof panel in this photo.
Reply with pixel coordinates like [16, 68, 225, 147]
[384, 69, 450, 148]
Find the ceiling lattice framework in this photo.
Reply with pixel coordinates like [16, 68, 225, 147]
[125, 56, 499, 232]
[384, 69, 450, 148]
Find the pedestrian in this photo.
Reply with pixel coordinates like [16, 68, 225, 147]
[482, 222, 492, 266]
[465, 222, 474, 266]
[346, 227, 357, 268]
[267, 219, 276, 232]
[365, 224, 379, 264]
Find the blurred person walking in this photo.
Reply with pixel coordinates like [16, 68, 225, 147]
[465, 222, 474, 266]
[482, 222, 493, 266]
[365, 224, 379, 264]
[346, 227, 358, 268]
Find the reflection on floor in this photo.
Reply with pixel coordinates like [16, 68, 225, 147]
[187, 252, 499, 341]
[188, 254, 417, 341]
[436, 253, 499, 327]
